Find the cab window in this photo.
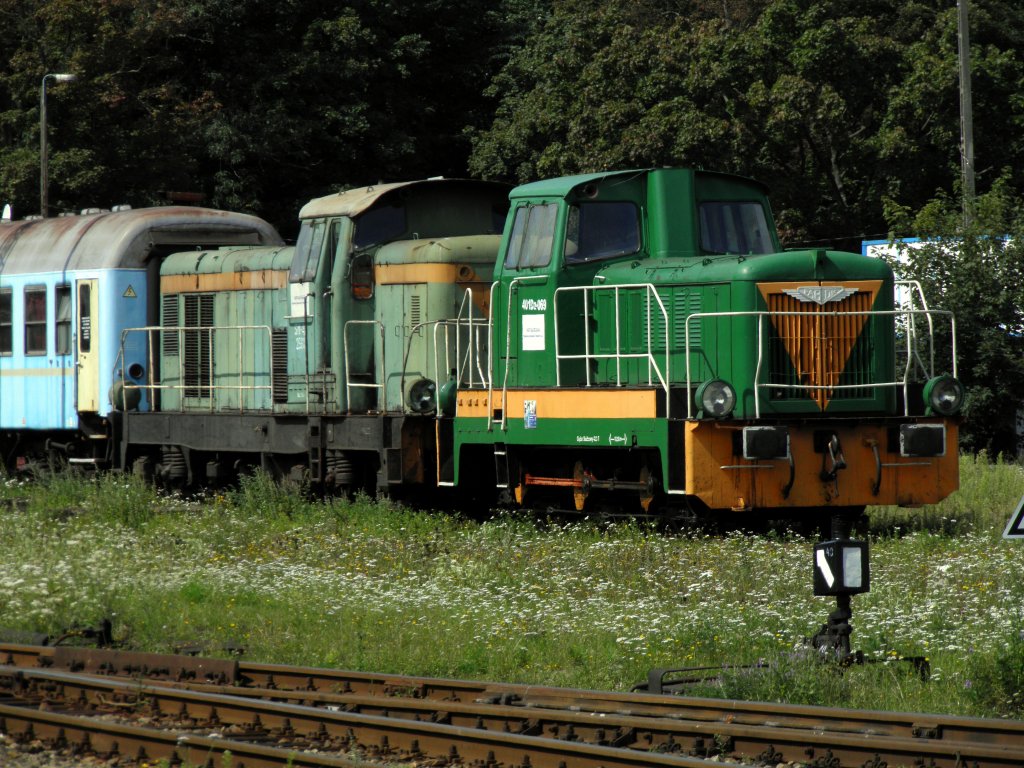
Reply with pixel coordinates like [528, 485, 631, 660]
[504, 203, 557, 269]
[699, 201, 774, 255]
[289, 220, 326, 283]
[564, 202, 640, 264]
[354, 203, 405, 249]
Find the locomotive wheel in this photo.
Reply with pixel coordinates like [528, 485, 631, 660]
[572, 461, 588, 511]
[639, 466, 656, 513]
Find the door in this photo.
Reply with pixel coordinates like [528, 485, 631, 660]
[76, 279, 99, 412]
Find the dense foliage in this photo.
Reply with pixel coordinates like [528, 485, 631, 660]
[1, 0, 1022, 243]
[885, 180, 1024, 456]
[0, 0, 530, 234]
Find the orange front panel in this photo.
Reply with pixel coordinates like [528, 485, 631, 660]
[685, 420, 959, 511]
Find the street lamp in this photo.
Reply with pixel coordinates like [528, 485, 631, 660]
[40, 72, 77, 218]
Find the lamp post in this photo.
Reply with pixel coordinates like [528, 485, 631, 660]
[40, 72, 77, 218]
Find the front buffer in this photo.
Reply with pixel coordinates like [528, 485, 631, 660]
[683, 418, 958, 512]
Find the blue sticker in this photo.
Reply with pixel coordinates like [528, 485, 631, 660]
[524, 400, 537, 429]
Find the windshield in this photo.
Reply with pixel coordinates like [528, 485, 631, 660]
[699, 201, 774, 255]
[504, 203, 558, 269]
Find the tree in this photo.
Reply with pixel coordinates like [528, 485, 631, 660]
[0, 0, 521, 233]
[885, 179, 1024, 456]
[469, 0, 1024, 249]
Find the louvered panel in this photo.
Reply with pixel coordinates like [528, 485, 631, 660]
[650, 289, 702, 351]
[183, 294, 214, 399]
[766, 290, 874, 408]
[162, 297, 179, 356]
[271, 328, 288, 404]
[410, 293, 422, 328]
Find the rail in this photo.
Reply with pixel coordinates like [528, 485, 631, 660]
[430, 287, 490, 391]
[2, 645, 1023, 768]
[495, 275, 547, 431]
[895, 279, 936, 380]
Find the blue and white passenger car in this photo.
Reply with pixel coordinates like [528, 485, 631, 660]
[0, 206, 281, 471]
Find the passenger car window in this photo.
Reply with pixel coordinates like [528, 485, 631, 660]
[0, 289, 11, 355]
[699, 201, 774, 255]
[24, 286, 47, 355]
[55, 285, 71, 355]
[564, 202, 640, 264]
[503, 204, 557, 269]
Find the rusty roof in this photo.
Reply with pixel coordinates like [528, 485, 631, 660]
[0, 206, 282, 276]
[299, 178, 509, 220]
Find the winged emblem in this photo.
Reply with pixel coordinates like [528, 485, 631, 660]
[782, 286, 858, 305]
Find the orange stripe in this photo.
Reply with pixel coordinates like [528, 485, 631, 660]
[457, 388, 659, 419]
[161, 270, 288, 293]
[375, 263, 484, 285]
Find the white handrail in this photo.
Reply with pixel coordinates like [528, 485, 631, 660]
[118, 325, 277, 412]
[683, 308, 957, 418]
[343, 319, 386, 412]
[552, 282, 671, 404]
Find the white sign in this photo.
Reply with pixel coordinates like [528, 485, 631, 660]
[1003, 494, 1024, 539]
[290, 283, 312, 318]
[522, 314, 545, 351]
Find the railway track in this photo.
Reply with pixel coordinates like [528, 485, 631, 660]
[0, 643, 1021, 768]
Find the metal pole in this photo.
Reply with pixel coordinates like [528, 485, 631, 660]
[39, 73, 76, 218]
[957, 0, 975, 223]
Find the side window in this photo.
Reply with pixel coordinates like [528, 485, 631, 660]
[564, 202, 640, 264]
[699, 201, 774, 255]
[24, 286, 47, 355]
[55, 285, 72, 355]
[503, 203, 558, 269]
[289, 220, 326, 283]
[0, 289, 11, 355]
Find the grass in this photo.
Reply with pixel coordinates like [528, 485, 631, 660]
[0, 455, 1023, 718]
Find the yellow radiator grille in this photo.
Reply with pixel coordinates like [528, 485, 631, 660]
[759, 281, 881, 410]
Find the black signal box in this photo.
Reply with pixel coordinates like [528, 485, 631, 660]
[813, 539, 870, 596]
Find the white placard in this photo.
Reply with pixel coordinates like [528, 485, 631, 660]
[522, 313, 545, 351]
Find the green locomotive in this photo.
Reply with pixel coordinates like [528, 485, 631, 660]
[440, 168, 962, 522]
[118, 178, 510, 490]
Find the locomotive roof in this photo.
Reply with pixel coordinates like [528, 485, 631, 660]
[509, 168, 770, 199]
[299, 178, 510, 220]
[0, 206, 282, 276]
